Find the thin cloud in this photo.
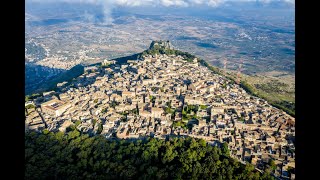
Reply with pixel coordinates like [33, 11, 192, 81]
[27, 0, 294, 7]
[26, 0, 294, 24]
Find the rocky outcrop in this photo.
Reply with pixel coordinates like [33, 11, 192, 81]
[149, 40, 174, 50]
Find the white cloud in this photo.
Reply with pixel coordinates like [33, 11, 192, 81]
[207, 0, 224, 7]
[115, 0, 153, 6]
[160, 0, 189, 7]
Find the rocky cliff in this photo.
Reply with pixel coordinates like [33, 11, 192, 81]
[148, 40, 174, 50]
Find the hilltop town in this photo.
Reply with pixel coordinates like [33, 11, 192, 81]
[25, 46, 295, 179]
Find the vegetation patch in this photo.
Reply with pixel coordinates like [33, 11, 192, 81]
[25, 130, 275, 179]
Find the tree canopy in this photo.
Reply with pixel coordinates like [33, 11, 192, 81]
[25, 130, 274, 180]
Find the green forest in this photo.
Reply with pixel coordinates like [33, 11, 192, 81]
[25, 130, 274, 180]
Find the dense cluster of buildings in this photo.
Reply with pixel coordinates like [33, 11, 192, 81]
[25, 53, 295, 179]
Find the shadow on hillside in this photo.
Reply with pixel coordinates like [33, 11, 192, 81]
[25, 63, 84, 95]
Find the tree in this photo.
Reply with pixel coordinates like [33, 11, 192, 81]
[149, 96, 156, 103]
[74, 120, 81, 127]
[221, 142, 230, 157]
[97, 123, 103, 134]
[43, 129, 50, 135]
[200, 105, 208, 110]
[68, 129, 80, 139]
[25, 130, 273, 179]
[110, 101, 119, 109]
[269, 159, 277, 171]
[25, 104, 35, 109]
